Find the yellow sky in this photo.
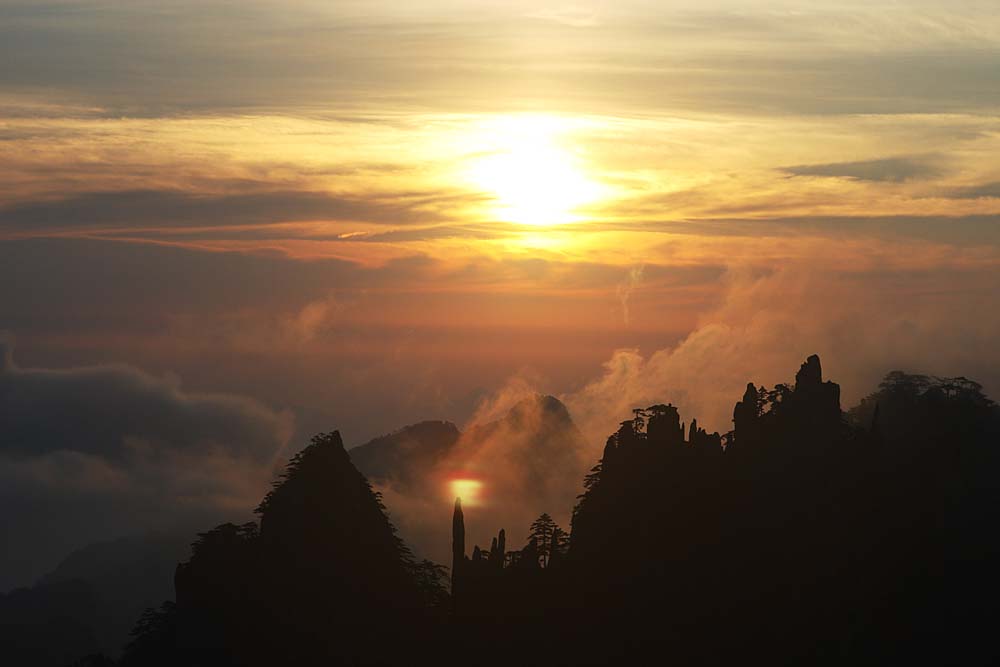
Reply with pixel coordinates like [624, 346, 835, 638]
[3, 109, 999, 254]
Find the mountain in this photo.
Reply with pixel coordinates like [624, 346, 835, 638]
[349, 395, 590, 568]
[461, 394, 587, 495]
[351, 394, 587, 495]
[0, 533, 190, 666]
[349, 420, 460, 488]
[435, 356, 1000, 665]
[45, 358, 1000, 666]
[559, 355, 1000, 665]
[152, 431, 440, 666]
[0, 578, 100, 667]
[39, 533, 190, 657]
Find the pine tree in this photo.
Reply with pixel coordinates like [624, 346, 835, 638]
[528, 513, 566, 568]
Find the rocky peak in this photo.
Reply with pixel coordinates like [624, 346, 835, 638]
[795, 354, 824, 390]
[505, 394, 573, 428]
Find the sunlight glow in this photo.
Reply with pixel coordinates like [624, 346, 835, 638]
[449, 478, 484, 506]
[465, 116, 606, 226]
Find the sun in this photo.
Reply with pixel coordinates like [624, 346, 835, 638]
[465, 116, 605, 226]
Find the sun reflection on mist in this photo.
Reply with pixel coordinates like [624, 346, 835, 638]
[449, 478, 484, 506]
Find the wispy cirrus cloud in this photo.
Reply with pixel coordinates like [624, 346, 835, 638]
[944, 181, 1000, 199]
[0, 187, 480, 237]
[780, 156, 944, 183]
[2, 1, 1000, 116]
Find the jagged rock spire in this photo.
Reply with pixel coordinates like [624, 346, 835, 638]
[451, 497, 465, 599]
[732, 383, 760, 448]
[742, 383, 759, 408]
[452, 497, 465, 565]
[795, 354, 823, 390]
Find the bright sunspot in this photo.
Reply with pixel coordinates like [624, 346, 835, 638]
[465, 116, 605, 226]
[449, 477, 484, 506]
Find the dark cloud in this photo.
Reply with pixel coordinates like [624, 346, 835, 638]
[0, 237, 728, 338]
[780, 156, 942, 183]
[0, 238, 352, 334]
[0, 336, 290, 461]
[592, 215, 1000, 248]
[0, 235, 714, 444]
[944, 181, 1000, 199]
[337, 224, 511, 244]
[112, 222, 504, 245]
[0, 335, 292, 590]
[0, 238, 448, 336]
[0, 188, 464, 234]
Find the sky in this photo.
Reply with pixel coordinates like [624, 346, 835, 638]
[2, 0, 1000, 588]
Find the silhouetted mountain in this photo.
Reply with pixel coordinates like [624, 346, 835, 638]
[349, 420, 460, 488]
[348, 395, 589, 569]
[145, 431, 444, 666]
[462, 394, 586, 490]
[40, 533, 190, 657]
[90, 358, 1000, 666]
[443, 356, 1000, 665]
[0, 533, 188, 665]
[453, 394, 589, 518]
[349, 396, 586, 494]
[1, 579, 101, 667]
[564, 356, 999, 665]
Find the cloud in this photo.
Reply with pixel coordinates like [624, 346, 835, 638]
[373, 388, 592, 567]
[0, 188, 463, 236]
[945, 181, 1000, 199]
[0, 235, 725, 454]
[616, 264, 644, 326]
[3, 2, 1000, 117]
[0, 334, 293, 590]
[660, 215, 1000, 248]
[527, 7, 601, 28]
[350, 234, 1000, 567]
[781, 156, 943, 183]
[563, 260, 1000, 446]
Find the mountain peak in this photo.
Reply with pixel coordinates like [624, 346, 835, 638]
[350, 420, 461, 486]
[795, 354, 824, 389]
[505, 394, 573, 426]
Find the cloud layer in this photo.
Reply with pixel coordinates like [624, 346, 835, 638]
[563, 260, 1000, 444]
[781, 157, 942, 183]
[0, 335, 292, 589]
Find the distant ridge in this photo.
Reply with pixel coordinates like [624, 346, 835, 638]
[349, 420, 460, 487]
[349, 394, 585, 489]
